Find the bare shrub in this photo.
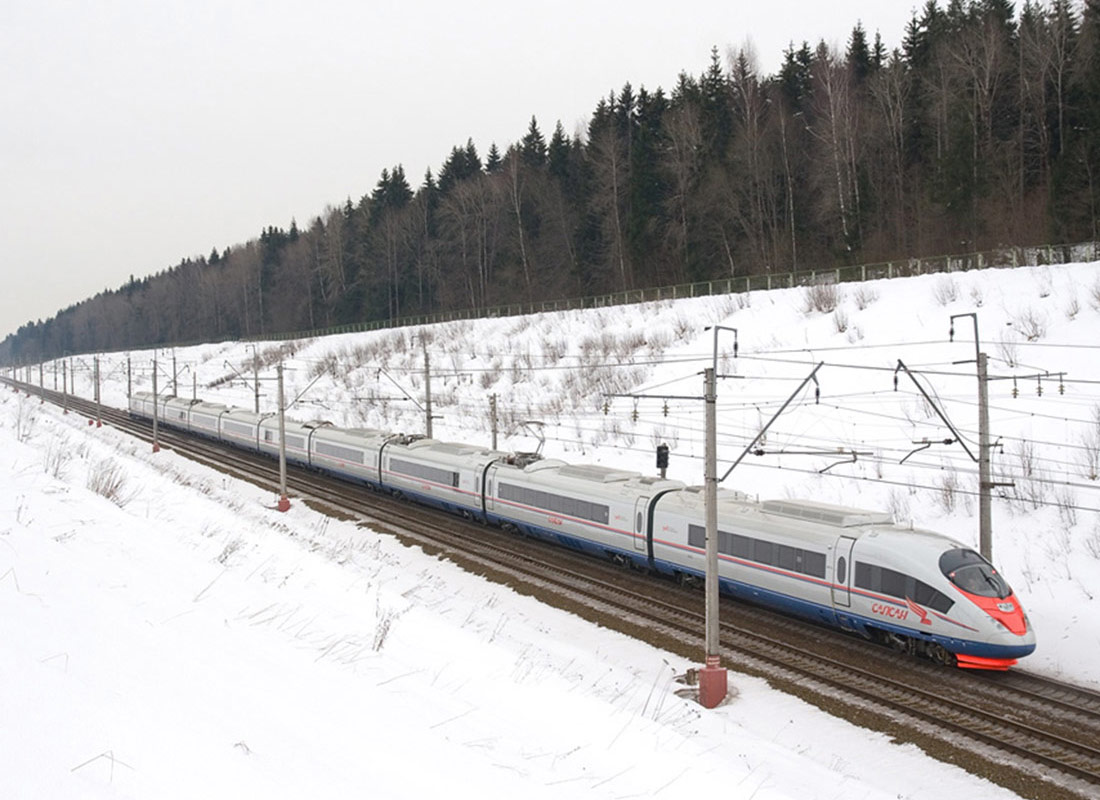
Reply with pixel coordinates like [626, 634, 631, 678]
[853, 286, 878, 310]
[43, 435, 71, 480]
[1054, 486, 1078, 529]
[1085, 521, 1100, 560]
[846, 325, 864, 343]
[969, 284, 985, 307]
[1034, 267, 1053, 298]
[936, 469, 960, 512]
[1012, 441, 1048, 510]
[373, 608, 397, 652]
[672, 315, 694, 342]
[833, 308, 849, 333]
[1065, 294, 1081, 320]
[802, 283, 839, 314]
[13, 395, 37, 443]
[996, 335, 1020, 368]
[217, 538, 243, 565]
[1090, 278, 1100, 312]
[886, 488, 911, 522]
[932, 276, 958, 306]
[1011, 307, 1048, 341]
[1080, 405, 1100, 481]
[87, 458, 131, 507]
[736, 292, 752, 310]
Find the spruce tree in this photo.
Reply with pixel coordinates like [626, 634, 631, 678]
[520, 116, 547, 167]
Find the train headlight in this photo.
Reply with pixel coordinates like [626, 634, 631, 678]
[997, 601, 1015, 613]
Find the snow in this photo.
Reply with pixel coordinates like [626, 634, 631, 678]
[4, 261, 1100, 799]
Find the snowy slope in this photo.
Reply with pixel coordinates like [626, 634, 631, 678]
[4, 261, 1099, 798]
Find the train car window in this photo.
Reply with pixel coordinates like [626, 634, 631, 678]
[753, 539, 777, 566]
[389, 457, 458, 486]
[499, 483, 609, 525]
[731, 534, 753, 560]
[223, 421, 254, 437]
[636, 512, 643, 532]
[837, 557, 847, 584]
[939, 548, 1011, 598]
[804, 551, 827, 579]
[686, 525, 824, 579]
[316, 441, 366, 464]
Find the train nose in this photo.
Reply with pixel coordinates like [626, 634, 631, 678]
[983, 593, 1029, 637]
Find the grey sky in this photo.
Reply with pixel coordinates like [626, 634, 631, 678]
[0, 0, 918, 341]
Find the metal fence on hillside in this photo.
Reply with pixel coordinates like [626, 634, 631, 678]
[251, 240, 1100, 344]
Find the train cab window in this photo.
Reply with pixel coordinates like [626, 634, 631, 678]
[939, 548, 1011, 598]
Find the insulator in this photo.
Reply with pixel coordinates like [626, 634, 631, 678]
[1059, 374, 1065, 395]
[1012, 377, 1018, 399]
[602, 401, 609, 416]
[1037, 376, 1043, 397]
[949, 325, 954, 341]
[893, 374, 898, 391]
[662, 401, 669, 417]
[632, 408, 639, 423]
[815, 386, 820, 404]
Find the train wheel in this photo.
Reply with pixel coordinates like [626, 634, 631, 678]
[926, 643, 957, 667]
[886, 632, 916, 656]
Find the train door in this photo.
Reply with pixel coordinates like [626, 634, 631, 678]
[832, 536, 856, 607]
[632, 496, 649, 552]
[483, 464, 499, 515]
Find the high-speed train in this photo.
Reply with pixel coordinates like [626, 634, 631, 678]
[130, 390, 1036, 670]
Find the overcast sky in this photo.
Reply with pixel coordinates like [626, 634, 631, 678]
[0, 0, 919, 341]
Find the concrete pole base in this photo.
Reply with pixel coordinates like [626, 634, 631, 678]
[699, 656, 728, 709]
[276, 495, 291, 512]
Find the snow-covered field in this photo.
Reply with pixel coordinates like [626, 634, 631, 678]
[4, 261, 1099, 798]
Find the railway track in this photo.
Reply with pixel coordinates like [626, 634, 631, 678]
[7, 379, 1100, 799]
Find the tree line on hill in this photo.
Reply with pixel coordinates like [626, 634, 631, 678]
[4, 0, 1100, 366]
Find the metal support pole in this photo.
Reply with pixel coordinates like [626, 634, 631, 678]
[62, 361, 68, 415]
[699, 366, 727, 708]
[423, 341, 433, 439]
[39, 363, 44, 404]
[152, 357, 160, 453]
[978, 352, 992, 563]
[193, 372, 197, 402]
[252, 346, 260, 413]
[950, 313, 993, 562]
[490, 394, 498, 450]
[276, 363, 290, 512]
[127, 356, 131, 400]
[94, 356, 101, 427]
[172, 352, 178, 396]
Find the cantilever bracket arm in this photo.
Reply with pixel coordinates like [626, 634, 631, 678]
[721, 361, 824, 483]
[894, 359, 977, 462]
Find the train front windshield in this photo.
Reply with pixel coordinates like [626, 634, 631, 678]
[939, 548, 1011, 598]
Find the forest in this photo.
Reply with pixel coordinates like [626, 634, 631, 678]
[4, 0, 1099, 364]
